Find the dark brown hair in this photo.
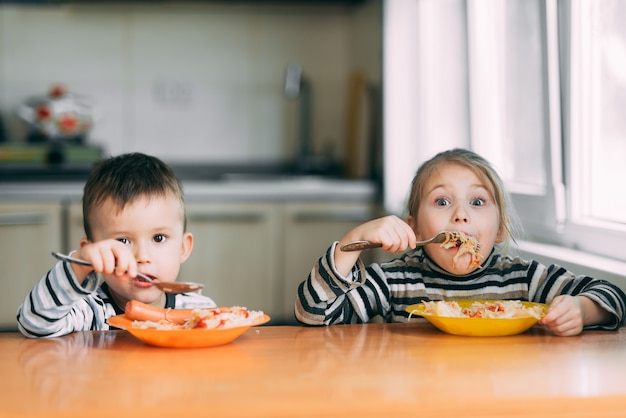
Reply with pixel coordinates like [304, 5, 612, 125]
[82, 153, 185, 240]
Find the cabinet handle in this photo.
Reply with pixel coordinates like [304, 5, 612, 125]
[292, 211, 371, 223]
[187, 213, 265, 223]
[0, 212, 48, 226]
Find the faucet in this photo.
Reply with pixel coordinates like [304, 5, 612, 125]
[285, 64, 313, 173]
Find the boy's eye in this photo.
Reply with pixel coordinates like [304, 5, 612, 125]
[470, 198, 485, 206]
[153, 234, 166, 243]
[117, 238, 130, 245]
[435, 198, 450, 207]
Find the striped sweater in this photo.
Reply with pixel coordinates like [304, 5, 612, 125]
[295, 242, 626, 330]
[16, 260, 217, 338]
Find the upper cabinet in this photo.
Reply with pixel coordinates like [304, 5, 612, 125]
[2, 1, 365, 3]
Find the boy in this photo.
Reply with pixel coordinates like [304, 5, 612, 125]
[17, 153, 216, 338]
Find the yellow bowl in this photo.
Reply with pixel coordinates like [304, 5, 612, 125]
[406, 300, 548, 337]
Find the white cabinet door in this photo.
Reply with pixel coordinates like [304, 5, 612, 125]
[67, 202, 85, 252]
[180, 202, 281, 320]
[0, 202, 63, 329]
[281, 202, 376, 323]
[63, 199, 381, 325]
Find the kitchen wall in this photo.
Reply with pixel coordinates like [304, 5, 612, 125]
[0, 1, 381, 166]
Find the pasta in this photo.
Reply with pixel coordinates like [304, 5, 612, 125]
[421, 300, 544, 319]
[440, 231, 482, 268]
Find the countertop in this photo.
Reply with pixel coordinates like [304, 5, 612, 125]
[0, 160, 379, 202]
[0, 176, 378, 202]
[2, 322, 626, 417]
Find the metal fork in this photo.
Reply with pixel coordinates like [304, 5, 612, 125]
[340, 231, 457, 252]
[51, 252, 204, 294]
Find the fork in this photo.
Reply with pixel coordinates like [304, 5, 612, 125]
[51, 252, 204, 294]
[340, 231, 457, 252]
[52, 252, 155, 283]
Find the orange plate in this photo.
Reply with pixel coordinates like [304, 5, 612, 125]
[107, 313, 271, 348]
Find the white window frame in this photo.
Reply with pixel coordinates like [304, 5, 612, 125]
[385, 0, 626, 263]
[467, 0, 566, 244]
[558, 0, 626, 261]
[469, 0, 626, 262]
[383, 0, 471, 217]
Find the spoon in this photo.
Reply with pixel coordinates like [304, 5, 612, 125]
[51, 252, 204, 294]
[340, 231, 469, 252]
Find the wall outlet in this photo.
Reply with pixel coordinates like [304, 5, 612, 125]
[153, 79, 194, 105]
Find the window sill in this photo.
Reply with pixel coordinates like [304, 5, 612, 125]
[516, 240, 626, 292]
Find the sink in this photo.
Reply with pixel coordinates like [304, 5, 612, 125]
[0, 164, 94, 182]
[171, 159, 343, 182]
[0, 160, 344, 183]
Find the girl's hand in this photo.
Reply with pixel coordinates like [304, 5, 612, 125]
[70, 240, 138, 282]
[539, 295, 584, 336]
[334, 215, 417, 276]
[539, 295, 610, 336]
[341, 215, 417, 253]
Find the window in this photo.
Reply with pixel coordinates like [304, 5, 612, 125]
[564, 0, 626, 261]
[468, 0, 550, 194]
[468, 0, 626, 262]
[383, 0, 471, 217]
[467, 0, 567, 244]
[384, 0, 626, 262]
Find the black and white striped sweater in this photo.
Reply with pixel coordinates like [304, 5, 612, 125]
[295, 242, 626, 329]
[17, 260, 216, 338]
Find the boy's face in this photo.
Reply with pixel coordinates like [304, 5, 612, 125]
[88, 193, 192, 305]
[409, 163, 503, 275]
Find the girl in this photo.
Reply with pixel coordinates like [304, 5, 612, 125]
[295, 148, 625, 336]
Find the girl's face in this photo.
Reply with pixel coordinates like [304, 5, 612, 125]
[408, 163, 503, 275]
[88, 194, 192, 306]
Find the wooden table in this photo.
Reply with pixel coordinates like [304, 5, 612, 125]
[1, 322, 625, 417]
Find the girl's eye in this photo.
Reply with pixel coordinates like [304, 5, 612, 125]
[153, 234, 166, 243]
[470, 197, 486, 206]
[435, 198, 450, 207]
[117, 238, 130, 245]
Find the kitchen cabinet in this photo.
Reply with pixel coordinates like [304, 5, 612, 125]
[67, 201, 284, 319]
[65, 200, 377, 324]
[67, 202, 85, 251]
[280, 201, 376, 321]
[180, 201, 378, 323]
[1, 178, 379, 326]
[0, 202, 63, 329]
[179, 202, 282, 320]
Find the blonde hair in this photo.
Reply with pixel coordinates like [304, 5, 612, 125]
[407, 148, 521, 248]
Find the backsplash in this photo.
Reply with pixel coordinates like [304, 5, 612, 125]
[0, 2, 381, 165]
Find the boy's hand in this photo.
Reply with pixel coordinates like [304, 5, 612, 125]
[70, 240, 138, 282]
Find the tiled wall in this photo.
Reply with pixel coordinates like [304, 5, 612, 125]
[0, 2, 381, 164]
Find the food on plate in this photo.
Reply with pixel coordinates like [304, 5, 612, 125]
[440, 231, 482, 268]
[420, 300, 545, 319]
[124, 300, 265, 330]
[405, 300, 547, 336]
[125, 300, 193, 324]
